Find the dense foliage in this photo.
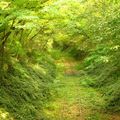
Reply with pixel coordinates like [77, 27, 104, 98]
[0, 0, 120, 119]
[0, 0, 57, 120]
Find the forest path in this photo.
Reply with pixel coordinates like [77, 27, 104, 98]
[44, 58, 120, 120]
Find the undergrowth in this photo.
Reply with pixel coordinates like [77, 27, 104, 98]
[78, 46, 120, 112]
[0, 54, 57, 120]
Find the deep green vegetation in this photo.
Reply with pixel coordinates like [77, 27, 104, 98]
[0, 0, 120, 120]
[0, 0, 57, 119]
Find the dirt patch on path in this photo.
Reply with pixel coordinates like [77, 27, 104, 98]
[57, 100, 90, 120]
[56, 58, 80, 76]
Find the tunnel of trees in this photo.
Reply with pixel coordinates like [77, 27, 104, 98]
[0, 0, 120, 120]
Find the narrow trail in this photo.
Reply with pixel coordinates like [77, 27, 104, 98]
[45, 58, 120, 120]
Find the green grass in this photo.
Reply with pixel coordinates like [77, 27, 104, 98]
[45, 73, 109, 120]
[57, 75, 105, 108]
[44, 57, 115, 120]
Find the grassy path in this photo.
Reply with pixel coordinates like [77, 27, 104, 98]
[44, 58, 120, 120]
